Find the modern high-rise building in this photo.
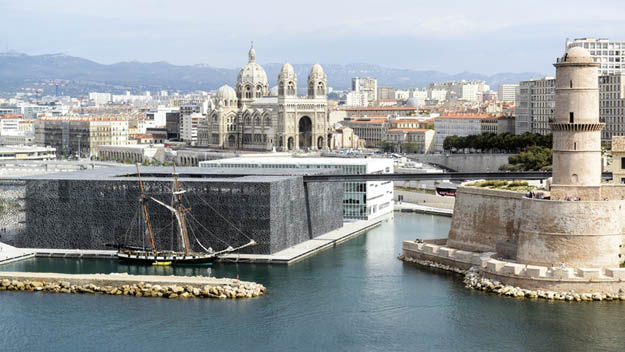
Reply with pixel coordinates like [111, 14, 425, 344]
[599, 73, 625, 142]
[515, 77, 555, 135]
[498, 84, 520, 104]
[352, 77, 378, 104]
[566, 38, 625, 75]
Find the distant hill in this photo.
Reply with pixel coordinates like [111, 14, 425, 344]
[0, 52, 546, 96]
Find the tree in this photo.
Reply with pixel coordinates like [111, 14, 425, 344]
[381, 141, 394, 152]
[505, 146, 552, 171]
[402, 142, 419, 153]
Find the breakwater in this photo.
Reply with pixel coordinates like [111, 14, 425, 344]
[400, 255, 625, 302]
[0, 272, 265, 299]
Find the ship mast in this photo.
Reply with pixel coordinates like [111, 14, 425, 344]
[136, 163, 156, 254]
[172, 164, 191, 255]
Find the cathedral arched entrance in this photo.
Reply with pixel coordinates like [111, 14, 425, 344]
[287, 137, 294, 150]
[228, 135, 236, 148]
[298, 116, 312, 149]
[317, 136, 324, 149]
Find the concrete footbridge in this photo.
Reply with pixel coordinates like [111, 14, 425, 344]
[302, 171, 613, 182]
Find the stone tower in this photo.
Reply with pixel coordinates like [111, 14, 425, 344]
[550, 46, 604, 200]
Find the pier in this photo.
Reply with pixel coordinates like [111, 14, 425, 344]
[0, 271, 265, 299]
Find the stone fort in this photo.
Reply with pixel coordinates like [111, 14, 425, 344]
[403, 47, 625, 293]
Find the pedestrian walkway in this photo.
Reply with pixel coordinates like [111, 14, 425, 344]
[394, 202, 453, 217]
[0, 242, 35, 265]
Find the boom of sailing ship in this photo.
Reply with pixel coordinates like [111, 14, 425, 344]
[115, 164, 257, 265]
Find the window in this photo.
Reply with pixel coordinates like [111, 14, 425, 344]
[621, 157, 625, 170]
[570, 112, 574, 123]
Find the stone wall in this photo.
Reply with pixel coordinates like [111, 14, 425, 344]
[407, 153, 512, 172]
[447, 187, 524, 255]
[447, 186, 625, 267]
[13, 174, 343, 255]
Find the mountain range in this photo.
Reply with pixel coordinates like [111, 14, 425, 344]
[0, 52, 547, 96]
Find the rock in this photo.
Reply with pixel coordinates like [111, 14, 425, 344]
[169, 293, 178, 299]
[180, 292, 191, 298]
[1, 279, 10, 287]
[192, 288, 201, 297]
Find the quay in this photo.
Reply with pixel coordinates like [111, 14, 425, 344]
[394, 203, 453, 217]
[0, 214, 391, 265]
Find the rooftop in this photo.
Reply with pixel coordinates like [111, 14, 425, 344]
[200, 156, 393, 167]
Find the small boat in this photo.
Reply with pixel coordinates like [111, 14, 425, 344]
[435, 182, 458, 197]
[115, 164, 258, 265]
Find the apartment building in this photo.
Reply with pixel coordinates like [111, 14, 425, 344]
[342, 117, 389, 147]
[515, 77, 555, 135]
[352, 77, 378, 105]
[600, 73, 625, 142]
[35, 118, 128, 157]
[385, 128, 434, 154]
[434, 113, 495, 151]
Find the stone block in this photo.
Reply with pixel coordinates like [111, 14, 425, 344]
[502, 263, 525, 276]
[423, 244, 440, 255]
[577, 268, 602, 280]
[402, 241, 420, 252]
[454, 250, 473, 263]
[438, 247, 456, 258]
[471, 253, 483, 266]
[553, 267, 575, 279]
[486, 259, 505, 273]
[605, 268, 625, 279]
[525, 265, 548, 278]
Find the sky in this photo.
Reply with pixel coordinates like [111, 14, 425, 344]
[2, 0, 625, 75]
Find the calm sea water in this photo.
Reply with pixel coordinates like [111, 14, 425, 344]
[1, 213, 624, 352]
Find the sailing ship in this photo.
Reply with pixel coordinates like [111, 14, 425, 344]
[115, 164, 257, 265]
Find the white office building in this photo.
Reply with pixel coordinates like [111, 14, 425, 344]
[199, 157, 394, 220]
[498, 84, 520, 104]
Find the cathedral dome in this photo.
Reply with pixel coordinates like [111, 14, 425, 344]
[237, 45, 268, 89]
[309, 63, 325, 80]
[216, 84, 237, 101]
[279, 62, 296, 80]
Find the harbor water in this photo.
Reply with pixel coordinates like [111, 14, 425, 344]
[1, 213, 624, 351]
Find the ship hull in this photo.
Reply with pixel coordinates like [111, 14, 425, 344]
[117, 251, 216, 265]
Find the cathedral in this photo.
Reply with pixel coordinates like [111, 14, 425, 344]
[197, 45, 332, 151]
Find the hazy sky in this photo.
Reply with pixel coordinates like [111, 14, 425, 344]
[2, 0, 625, 75]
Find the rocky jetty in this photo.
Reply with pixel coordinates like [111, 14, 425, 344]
[399, 255, 625, 302]
[0, 273, 266, 300]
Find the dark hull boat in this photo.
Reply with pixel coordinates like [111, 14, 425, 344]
[117, 251, 216, 265]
